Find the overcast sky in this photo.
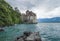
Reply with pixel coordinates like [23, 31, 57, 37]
[5, 0, 60, 19]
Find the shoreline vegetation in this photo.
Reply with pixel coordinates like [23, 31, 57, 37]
[0, 0, 22, 27]
[0, 0, 37, 27]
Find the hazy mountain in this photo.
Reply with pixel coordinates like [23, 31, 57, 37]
[38, 17, 60, 23]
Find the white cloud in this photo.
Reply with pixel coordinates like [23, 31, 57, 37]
[5, 0, 60, 19]
[31, 6, 60, 19]
[48, 7, 60, 17]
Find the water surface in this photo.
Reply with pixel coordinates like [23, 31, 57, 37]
[0, 23, 60, 41]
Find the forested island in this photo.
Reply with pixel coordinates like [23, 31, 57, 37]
[0, 0, 22, 27]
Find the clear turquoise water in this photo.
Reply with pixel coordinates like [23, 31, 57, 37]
[0, 23, 60, 41]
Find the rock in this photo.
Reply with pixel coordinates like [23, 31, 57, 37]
[0, 28, 4, 31]
[16, 32, 42, 41]
[23, 31, 32, 36]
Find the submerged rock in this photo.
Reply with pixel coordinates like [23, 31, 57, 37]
[15, 32, 42, 41]
[0, 28, 4, 31]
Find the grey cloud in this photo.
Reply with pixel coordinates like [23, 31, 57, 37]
[5, 0, 60, 18]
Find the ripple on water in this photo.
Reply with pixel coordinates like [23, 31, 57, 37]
[0, 23, 60, 41]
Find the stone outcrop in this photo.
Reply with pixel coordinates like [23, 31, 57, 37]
[15, 32, 42, 41]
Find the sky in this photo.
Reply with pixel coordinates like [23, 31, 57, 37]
[5, 0, 60, 19]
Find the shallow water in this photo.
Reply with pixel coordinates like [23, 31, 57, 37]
[0, 23, 60, 41]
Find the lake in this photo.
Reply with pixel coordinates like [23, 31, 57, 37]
[0, 23, 60, 41]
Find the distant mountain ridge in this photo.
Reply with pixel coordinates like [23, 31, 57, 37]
[38, 17, 60, 23]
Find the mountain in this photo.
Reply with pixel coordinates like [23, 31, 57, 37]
[38, 17, 60, 23]
[0, 0, 22, 27]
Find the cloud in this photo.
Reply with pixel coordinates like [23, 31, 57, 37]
[31, 6, 60, 18]
[5, 0, 60, 19]
[48, 7, 60, 17]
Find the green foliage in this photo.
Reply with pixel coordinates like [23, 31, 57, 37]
[0, 0, 22, 27]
